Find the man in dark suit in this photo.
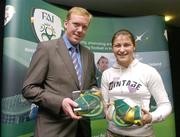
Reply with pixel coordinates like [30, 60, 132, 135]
[22, 7, 97, 137]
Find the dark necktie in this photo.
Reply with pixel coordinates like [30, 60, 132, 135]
[71, 47, 82, 87]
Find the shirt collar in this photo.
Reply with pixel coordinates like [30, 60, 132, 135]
[112, 59, 138, 69]
[63, 34, 80, 52]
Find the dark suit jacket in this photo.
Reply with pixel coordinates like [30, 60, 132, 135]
[22, 38, 97, 137]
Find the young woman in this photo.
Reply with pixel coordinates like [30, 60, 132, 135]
[101, 29, 172, 137]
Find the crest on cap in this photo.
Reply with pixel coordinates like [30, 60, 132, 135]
[74, 90, 104, 118]
[112, 98, 142, 127]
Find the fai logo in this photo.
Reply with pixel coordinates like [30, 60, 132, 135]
[31, 8, 64, 42]
[4, 5, 16, 26]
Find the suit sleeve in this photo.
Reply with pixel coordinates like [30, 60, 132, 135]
[22, 42, 63, 115]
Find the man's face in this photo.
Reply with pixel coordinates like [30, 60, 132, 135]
[98, 58, 109, 72]
[64, 13, 90, 45]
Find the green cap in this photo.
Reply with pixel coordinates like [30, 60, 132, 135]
[74, 90, 103, 118]
[112, 99, 142, 127]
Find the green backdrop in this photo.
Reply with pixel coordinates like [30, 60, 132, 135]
[1, 0, 176, 137]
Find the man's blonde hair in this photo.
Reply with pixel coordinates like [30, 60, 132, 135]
[66, 7, 92, 21]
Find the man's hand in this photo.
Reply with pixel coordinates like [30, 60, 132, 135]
[62, 98, 82, 120]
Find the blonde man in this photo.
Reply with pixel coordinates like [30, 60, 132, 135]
[22, 7, 96, 137]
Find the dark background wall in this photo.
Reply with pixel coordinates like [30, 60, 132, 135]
[167, 25, 180, 136]
[0, 1, 5, 76]
[0, 1, 5, 101]
[0, 0, 5, 136]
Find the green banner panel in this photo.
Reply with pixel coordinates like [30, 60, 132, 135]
[1, 0, 175, 137]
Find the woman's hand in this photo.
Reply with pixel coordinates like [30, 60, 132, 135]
[141, 108, 152, 125]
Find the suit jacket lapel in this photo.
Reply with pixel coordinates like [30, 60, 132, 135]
[56, 39, 80, 88]
[80, 46, 88, 89]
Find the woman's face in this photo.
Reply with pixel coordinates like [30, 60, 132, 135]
[112, 34, 135, 67]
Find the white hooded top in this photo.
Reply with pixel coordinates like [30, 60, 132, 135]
[101, 59, 172, 136]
